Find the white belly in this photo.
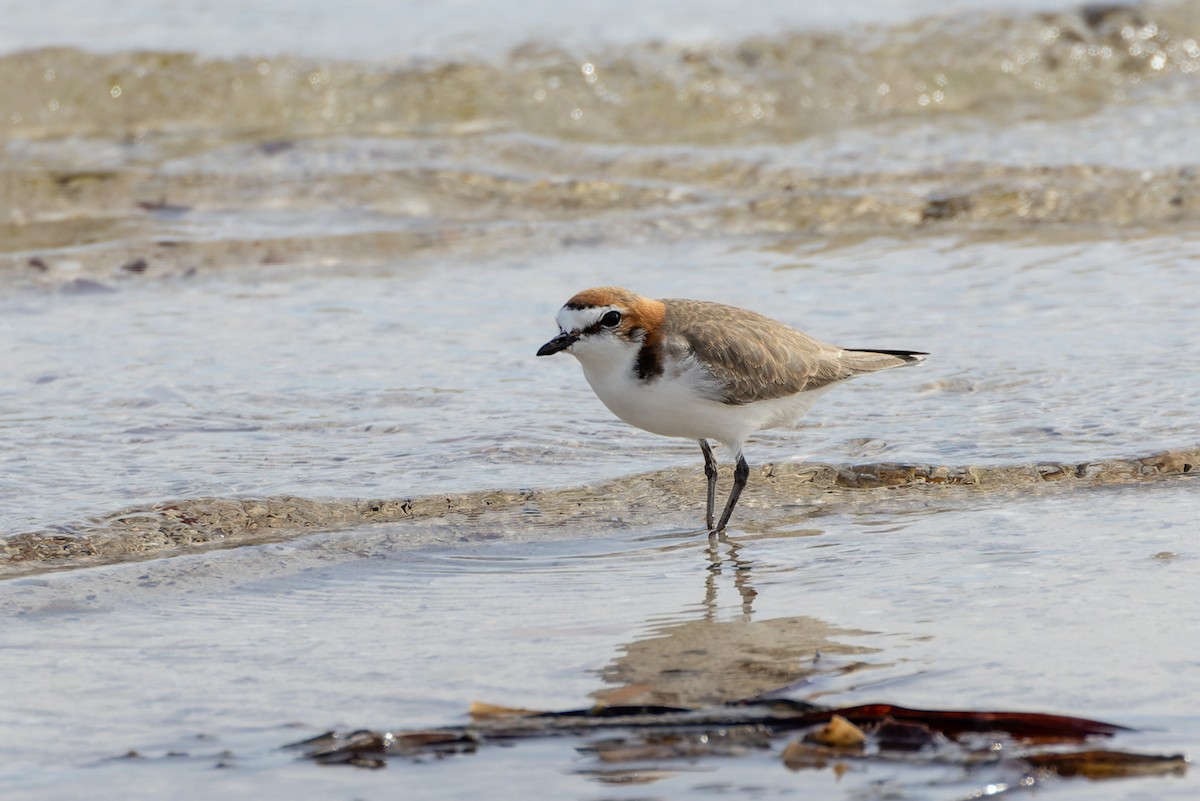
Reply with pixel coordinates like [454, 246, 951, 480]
[581, 361, 833, 451]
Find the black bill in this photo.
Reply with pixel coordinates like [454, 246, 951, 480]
[536, 332, 578, 356]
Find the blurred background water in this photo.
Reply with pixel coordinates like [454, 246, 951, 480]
[1, 0, 1094, 61]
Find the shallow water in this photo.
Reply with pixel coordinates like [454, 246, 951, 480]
[2, 232, 1198, 538]
[1, 480, 1196, 799]
[2, 0, 1200, 798]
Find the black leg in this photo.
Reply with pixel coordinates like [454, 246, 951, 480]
[715, 452, 749, 532]
[698, 439, 717, 531]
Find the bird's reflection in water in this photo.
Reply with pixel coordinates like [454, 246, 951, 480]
[704, 532, 757, 620]
[593, 530, 876, 708]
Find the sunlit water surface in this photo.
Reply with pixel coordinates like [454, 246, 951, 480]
[2, 233, 1198, 535]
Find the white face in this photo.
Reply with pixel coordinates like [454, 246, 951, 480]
[555, 305, 638, 367]
[555, 305, 612, 335]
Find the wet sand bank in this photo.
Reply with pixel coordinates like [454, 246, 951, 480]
[4, 446, 1195, 578]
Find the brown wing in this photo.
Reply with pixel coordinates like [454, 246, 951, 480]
[661, 299, 918, 405]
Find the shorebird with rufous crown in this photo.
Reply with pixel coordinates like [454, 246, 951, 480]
[537, 287, 926, 533]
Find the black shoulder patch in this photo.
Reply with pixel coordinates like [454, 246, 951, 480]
[635, 339, 663, 380]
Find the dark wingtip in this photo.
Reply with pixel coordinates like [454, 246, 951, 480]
[845, 348, 928, 365]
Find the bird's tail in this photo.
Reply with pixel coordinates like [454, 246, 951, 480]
[844, 348, 927, 365]
[841, 348, 928, 374]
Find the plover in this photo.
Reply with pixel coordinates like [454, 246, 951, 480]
[537, 286, 926, 532]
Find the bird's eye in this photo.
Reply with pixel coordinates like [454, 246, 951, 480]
[600, 310, 622, 328]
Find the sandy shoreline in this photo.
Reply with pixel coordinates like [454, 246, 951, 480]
[4, 446, 1194, 578]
